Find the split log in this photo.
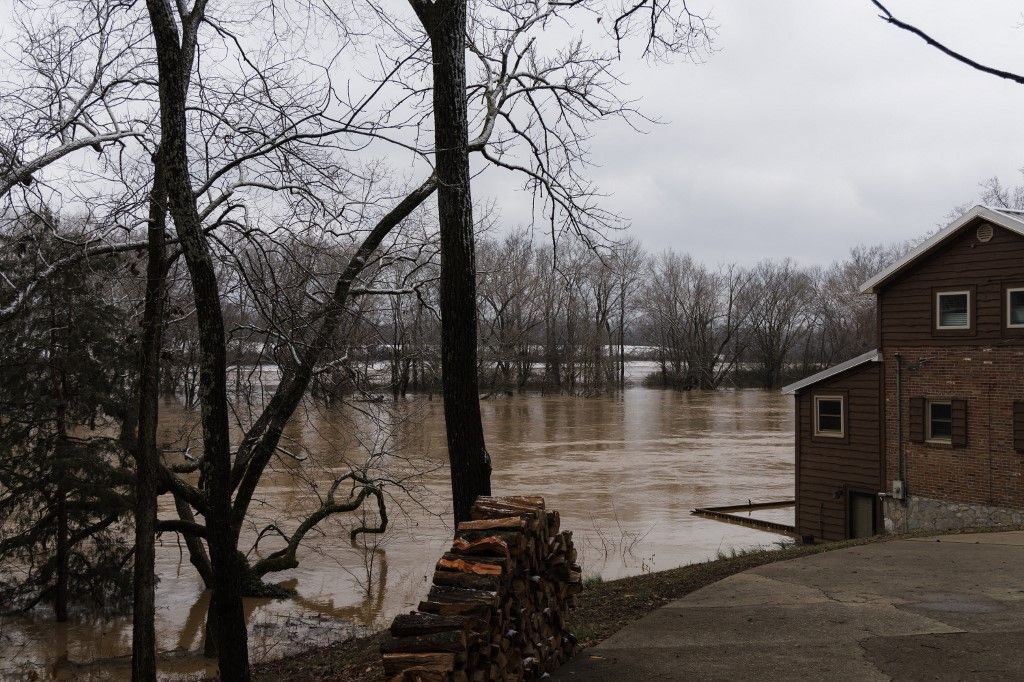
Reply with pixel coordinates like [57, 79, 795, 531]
[432, 570, 502, 592]
[457, 517, 527, 532]
[383, 652, 457, 676]
[390, 612, 471, 637]
[451, 536, 511, 558]
[380, 630, 467, 654]
[386, 667, 452, 682]
[437, 553, 507, 575]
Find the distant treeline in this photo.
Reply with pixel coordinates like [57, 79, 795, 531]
[360, 232, 915, 395]
[1, 213, 912, 407]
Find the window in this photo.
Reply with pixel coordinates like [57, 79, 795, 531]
[814, 396, 844, 438]
[1008, 288, 1024, 328]
[912, 397, 967, 447]
[936, 291, 970, 330]
[927, 400, 952, 443]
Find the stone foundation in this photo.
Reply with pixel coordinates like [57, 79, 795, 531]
[883, 494, 1024, 534]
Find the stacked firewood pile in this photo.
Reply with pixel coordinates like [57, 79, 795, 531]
[381, 495, 582, 681]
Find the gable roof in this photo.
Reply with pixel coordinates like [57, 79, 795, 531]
[780, 349, 882, 395]
[859, 205, 1024, 294]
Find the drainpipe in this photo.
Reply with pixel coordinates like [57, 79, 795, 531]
[895, 352, 903, 486]
[895, 352, 908, 531]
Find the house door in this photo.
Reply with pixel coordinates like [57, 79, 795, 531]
[849, 492, 876, 539]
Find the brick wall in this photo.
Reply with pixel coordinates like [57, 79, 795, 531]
[883, 347, 1024, 510]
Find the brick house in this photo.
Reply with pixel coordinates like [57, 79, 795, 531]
[782, 205, 1024, 541]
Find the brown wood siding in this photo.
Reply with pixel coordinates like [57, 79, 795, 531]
[879, 221, 1024, 347]
[795, 361, 883, 542]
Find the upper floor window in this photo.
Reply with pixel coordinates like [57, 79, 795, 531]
[1008, 288, 1024, 328]
[814, 395, 844, 438]
[936, 291, 970, 330]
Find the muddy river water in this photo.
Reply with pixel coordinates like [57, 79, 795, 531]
[1, 372, 794, 679]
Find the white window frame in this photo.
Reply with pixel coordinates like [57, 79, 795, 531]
[927, 399, 953, 444]
[935, 290, 971, 330]
[1007, 287, 1024, 329]
[813, 395, 845, 438]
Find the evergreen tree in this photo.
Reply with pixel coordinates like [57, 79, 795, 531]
[0, 213, 136, 620]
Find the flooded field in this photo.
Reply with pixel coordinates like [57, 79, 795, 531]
[1, 372, 795, 679]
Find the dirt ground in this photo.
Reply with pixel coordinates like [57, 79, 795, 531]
[251, 537, 880, 681]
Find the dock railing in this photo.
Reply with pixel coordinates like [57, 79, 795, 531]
[691, 499, 797, 537]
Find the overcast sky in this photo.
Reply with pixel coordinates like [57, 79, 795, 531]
[5, 1, 1022, 267]
[475, 1, 1024, 266]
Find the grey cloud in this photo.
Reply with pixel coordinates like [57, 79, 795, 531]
[479, 1, 1024, 265]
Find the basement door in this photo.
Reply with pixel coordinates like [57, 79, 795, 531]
[848, 492, 876, 539]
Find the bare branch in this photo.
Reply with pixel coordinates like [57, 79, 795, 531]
[870, 0, 1024, 85]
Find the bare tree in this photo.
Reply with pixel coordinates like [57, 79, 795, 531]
[612, 239, 647, 387]
[478, 231, 544, 395]
[132, 164, 167, 681]
[407, 0, 493, 523]
[0, 1, 149, 199]
[395, 0, 714, 517]
[746, 259, 812, 390]
[1, 0, 718, 675]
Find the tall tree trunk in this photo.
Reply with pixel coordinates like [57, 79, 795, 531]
[412, 0, 491, 524]
[54, 480, 68, 622]
[619, 287, 625, 388]
[144, 2, 250, 677]
[132, 168, 167, 682]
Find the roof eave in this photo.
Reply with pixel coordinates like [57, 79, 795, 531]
[780, 349, 883, 395]
[858, 205, 1024, 294]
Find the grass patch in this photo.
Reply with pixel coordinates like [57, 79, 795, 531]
[253, 631, 386, 682]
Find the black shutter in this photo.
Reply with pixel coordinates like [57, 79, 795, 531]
[909, 397, 925, 443]
[951, 398, 968, 448]
[1014, 401, 1024, 454]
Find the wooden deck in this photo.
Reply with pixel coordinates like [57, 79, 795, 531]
[691, 499, 797, 537]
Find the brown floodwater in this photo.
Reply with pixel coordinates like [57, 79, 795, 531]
[0, 373, 794, 680]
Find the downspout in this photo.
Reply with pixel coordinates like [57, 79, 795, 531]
[895, 352, 909, 535]
[895, 352, 904, 487]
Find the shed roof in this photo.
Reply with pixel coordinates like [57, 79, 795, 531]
[859, 205, 1024, 294]
[780, 349, 882, 395]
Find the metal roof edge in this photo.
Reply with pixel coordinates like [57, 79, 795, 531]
[780, 349, 883, 395]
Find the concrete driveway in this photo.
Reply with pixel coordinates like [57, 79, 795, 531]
[555, 532, 1024, 681]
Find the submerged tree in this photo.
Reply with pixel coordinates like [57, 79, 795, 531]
[746, 259, 811, 390]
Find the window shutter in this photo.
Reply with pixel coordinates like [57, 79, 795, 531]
[1014, 401, 1024, 453]
[951, 398, 968, 448]
[909, 397, 925, 443]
